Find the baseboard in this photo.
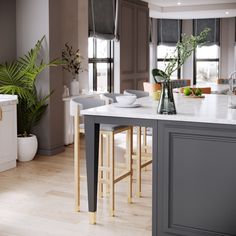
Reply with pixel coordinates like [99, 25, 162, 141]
[37, 145, 65, 156]
[0, 160, 16, 172]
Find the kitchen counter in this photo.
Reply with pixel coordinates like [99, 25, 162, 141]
[0, 94, 18, 106]
[82, 94, 236, 125]
[81, 94, 236, 236]
[0, 94, 18, 172]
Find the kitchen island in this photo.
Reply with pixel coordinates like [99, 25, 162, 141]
[82, 94, 236, 236]
[0, 95, 18, 172]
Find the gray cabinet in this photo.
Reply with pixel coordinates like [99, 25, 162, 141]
[119, 0, 149, 92]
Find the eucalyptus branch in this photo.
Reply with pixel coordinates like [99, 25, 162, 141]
[162, 28, 210, 79]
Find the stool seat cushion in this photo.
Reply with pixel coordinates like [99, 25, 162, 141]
[79, 124, 127, 132]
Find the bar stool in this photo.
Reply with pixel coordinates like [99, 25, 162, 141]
[70, 95, 132, 218]
[123, 90, 152, 197]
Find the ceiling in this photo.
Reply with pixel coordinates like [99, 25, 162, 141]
[144, 0, 236, 19]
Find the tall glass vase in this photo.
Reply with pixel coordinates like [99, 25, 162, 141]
[157, 80, 177, 115]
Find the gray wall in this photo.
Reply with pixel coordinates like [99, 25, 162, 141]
[78, 0, 89, 91]
[220, 17, 235, 78]
[182, 19, 194, 84]
[1, 0, 87, 155]
[0, 0, 16, 63]
[16, 0, 66, 155]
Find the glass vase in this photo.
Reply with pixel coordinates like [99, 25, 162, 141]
[157, 80, 177, 115]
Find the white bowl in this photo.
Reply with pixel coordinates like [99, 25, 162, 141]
[116, 95, 137, 105]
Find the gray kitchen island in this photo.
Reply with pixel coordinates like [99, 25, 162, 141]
[82, 94, 236, 236]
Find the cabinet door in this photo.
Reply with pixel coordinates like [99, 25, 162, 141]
[119, 0, 149, 92]
[119, 0, 136, 92]
[0, 105, 17, 168]
[136, 5, 149, 74]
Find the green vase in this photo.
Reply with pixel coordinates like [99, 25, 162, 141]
[157, 80, 177, 115]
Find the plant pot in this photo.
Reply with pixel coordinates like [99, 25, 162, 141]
[17, 134, 38, 162]
[157, 80, 177, 115]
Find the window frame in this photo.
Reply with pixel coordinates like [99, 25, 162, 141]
[88, 38, 114, 92]
[156, 20, 182, 80]
[193, 46, 220, 85]
[193, 20, 220, 85]
[157, 49, 181, 80]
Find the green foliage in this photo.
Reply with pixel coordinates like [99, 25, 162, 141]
[157, 28, 210, 81]
[0, 36, 62, 137]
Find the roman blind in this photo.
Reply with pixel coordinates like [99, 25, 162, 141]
[194, 18, 220, 45]
[89, 0, 118, 40]
[157, 19, 181, 46]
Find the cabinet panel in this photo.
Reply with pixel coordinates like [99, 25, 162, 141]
[120, 78, 135, 92]
[119, 0, 149, 92]
[0, 105, 17, 171]
[136, 77, 148, 90]
[137, 6, 149, 73]
[120, 1, 135, 75]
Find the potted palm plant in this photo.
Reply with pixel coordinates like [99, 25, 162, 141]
[154, 28, 210, 114]
[0, 36, 62, 161]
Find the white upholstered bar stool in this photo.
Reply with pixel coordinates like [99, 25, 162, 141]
[124, 90, 152, 197]
[70, 95, 133, 217]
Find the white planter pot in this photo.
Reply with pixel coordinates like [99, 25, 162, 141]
[17, 134, 38, 162]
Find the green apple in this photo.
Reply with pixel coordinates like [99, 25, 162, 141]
[194, 88, 202, 96]
[183, 87, 192, 96]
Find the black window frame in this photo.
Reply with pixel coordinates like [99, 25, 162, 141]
[193, 20, 220, 85]
[157, 47, 181, 80]
[88, 38, 114, 92]
[157, 20, 182, 80]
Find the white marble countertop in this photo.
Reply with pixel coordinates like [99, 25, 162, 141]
[81, 94, 236, 125]
[0, 95, 18, 106]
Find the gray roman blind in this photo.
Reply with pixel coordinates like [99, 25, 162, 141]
[89, 0, 118, 40]
[157, 19, 181, 46]
[194, 18, 220, 45]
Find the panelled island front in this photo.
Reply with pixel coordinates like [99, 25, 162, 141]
[82, 94, 236, 236]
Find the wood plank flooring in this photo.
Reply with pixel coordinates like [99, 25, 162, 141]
[0, 136, 152, 236]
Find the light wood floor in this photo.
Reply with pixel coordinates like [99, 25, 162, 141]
[0, 137, 152, 236]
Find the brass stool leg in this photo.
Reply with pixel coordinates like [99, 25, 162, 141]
[98, 133, 104, 198]
[109, 132, 115, 217]
[137, 127, 142, 197]
[74, 113, 80, 212]
[127, 127, 133, 203]
[106, 134, 110, 196]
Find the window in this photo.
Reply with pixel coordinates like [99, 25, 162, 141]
[88, 38, 114, 92]
[157, 45, 180, 80]
[194, 45, 219, 85]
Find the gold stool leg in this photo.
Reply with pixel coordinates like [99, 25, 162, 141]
[127, 127, 133, 203]
[106, 134, 110, 196]
[109, 132, 115, 217]
[74, 113, 80, 212]
[98, 133, 104, 198]
[89, 212, 96, 224]
[137, 127, 142, 197]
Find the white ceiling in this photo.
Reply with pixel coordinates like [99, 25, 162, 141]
[145, 0, 236, 19]
[147, 0, 236, 7]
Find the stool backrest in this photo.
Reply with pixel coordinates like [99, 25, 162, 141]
[101, 93, 122, 104]
[70, 96, 105, 116]
[124, 90, 149, 98]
